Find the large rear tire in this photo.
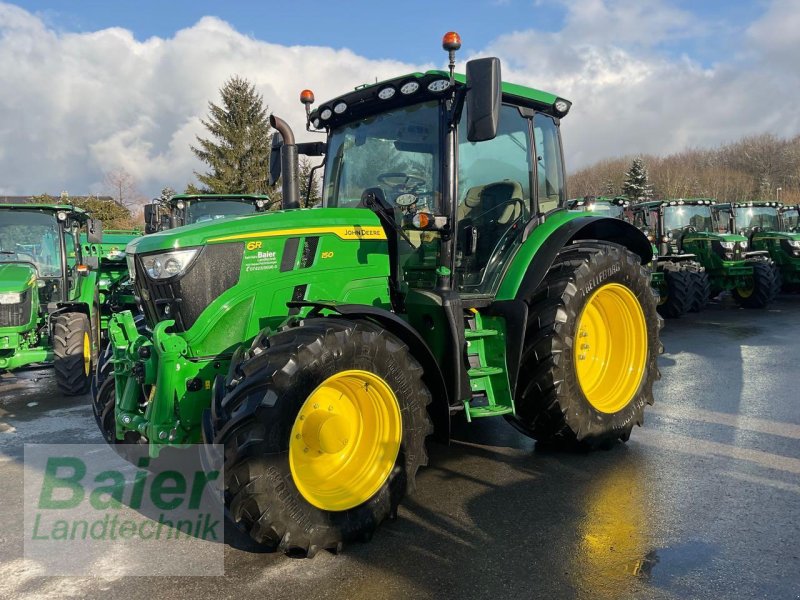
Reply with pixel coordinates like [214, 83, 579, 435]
[53, 312, 93, 396]
[508, 241, 661, 448]
[206, 318, 432, 556]
[733, 261, 781, 308]
[656, 269, 694, 318]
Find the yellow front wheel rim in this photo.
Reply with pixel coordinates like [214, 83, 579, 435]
[289, 370, 402, 512]
[83, 332, 91, 376]
[737, 285, 754, 298]
[574, 283, 648, 413]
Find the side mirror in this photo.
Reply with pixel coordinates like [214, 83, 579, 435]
[465, 57, 502, 142]
[269, 133, 283, 186]
[143, 204, 157, 234]
[86, 219, 103, 243]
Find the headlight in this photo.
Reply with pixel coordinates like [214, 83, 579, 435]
[0, 292, 22, 305]
[141, 249, 199, 280]
[788, 240, 800, 249]
[720, 241, 735, 249]
[739, 240, 748, 250]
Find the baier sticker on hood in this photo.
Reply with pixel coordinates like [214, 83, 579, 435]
[243, 240, 279, 273]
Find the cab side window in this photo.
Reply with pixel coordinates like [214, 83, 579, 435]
[533, 114, 565, 213]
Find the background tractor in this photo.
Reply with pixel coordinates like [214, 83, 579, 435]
[780, 204, 799, 232]
[718, 201, 800, 292]
[629, 200, 710, 318]
[143, 193, 273, 233]
[0, 204, 103, 394]
[641, 198, 779, 309]
[98, 34, 661, 556]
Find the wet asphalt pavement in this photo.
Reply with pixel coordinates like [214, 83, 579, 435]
[0, 296, 798, 599]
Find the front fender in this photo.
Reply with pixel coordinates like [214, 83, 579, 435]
[497, 212, 652, 301]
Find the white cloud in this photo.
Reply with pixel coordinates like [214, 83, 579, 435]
[0, 0, 798, 196]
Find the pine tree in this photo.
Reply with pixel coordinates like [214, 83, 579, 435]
[622, 157, 654, 202]
[298, 158, 322, 208]
[191, 76, 273, 194]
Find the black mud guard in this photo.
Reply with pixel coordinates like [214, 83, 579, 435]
[516, 216, 652, 301]
[286, 300, 451, 443]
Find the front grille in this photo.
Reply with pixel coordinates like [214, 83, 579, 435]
[135, 243, 243, 332]
[0, 290, 32, 327]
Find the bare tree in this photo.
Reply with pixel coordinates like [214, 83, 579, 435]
[103, 168, 141, 208]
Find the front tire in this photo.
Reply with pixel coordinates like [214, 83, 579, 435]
[207, 318, 432, 556]
[53, 312, 93, 396]
[508, 241, 661, 448]
[733, 261, 781, 308]
[657, 269, 694, 318]
[688, 271, 710, 312]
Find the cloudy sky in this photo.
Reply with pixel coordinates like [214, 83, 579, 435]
[1, 0, 798, 198]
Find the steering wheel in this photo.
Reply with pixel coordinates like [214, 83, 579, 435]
[377, 172, 426, 191]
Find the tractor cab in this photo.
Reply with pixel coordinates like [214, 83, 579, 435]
[0, 204, 103, 382]
[143, 194, 272, 233]
[567, 196, 629, 219]
[0, 204, 101, 306]
[289, 55, 571, 297]
[630, 199, 722, 257]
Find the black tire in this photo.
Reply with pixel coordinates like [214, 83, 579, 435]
[91, 375, 154, 468]
[733, 261, 781, 308]
[53, 312, 93, 396]
[688, 271, 710, 312]
[507, 241, 661, 448]
[206, 318, 432, 556]
[656, 269, 694, 318]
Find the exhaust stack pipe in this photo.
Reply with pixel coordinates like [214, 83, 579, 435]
[269, 115, 300, 210]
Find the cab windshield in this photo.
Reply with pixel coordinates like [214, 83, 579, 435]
[185, 200, 258, 224]
[323, 101, 441, 212]
[0, 211, 63, 276]
[663, 205, 714, 233]
[734, 206, 779, 232]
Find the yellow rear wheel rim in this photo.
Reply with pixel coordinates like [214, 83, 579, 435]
[83, 332, 91, 376]
[289, 370, 402, 512]
[574, 283, 648, 413]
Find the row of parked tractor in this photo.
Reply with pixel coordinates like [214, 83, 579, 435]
[568, 196, 799, 317]
[0, 194, 270, 395]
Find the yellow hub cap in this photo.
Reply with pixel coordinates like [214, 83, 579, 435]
[83, 332, 91, 376]
[574, 283, 648, 413]
[737, 285, 754, 298]
[289, 370, 402, 512]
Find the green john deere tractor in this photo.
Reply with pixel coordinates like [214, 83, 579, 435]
[637, 198, 780, 309]
[628, 201, 710, 318]
[717, 201, 800, 292]
[98, 34, 661, 555]
[143, 194, 273, 233]
[0, 204, 104, 393]
[81, 229, 141, 334]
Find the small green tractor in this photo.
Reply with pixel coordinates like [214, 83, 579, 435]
[635, 198, 780, 309]
[628, 201, 710, 317]
[98, 34, 661, 555]
[0, 204, 104, 393]
[143, 193, 273, 233]
[717, 201, 800, 292]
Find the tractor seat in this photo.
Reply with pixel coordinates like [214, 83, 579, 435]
[458, 180, 525, 276]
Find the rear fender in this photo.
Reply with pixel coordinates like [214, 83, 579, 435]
[497, 214, 652, 301]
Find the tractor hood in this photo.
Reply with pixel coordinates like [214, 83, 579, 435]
[686, 231, 747, 243]
[0, 263, 36, 294]
[126, 208, 386, 255]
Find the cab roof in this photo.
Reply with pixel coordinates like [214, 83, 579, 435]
[0, 203, 90, 220]
[310, 70, 569, 130]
